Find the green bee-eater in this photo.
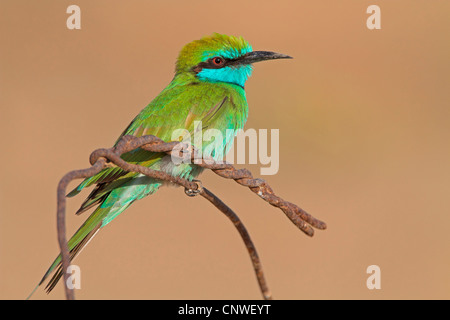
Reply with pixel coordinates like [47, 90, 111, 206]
[31, 33, 291, 295]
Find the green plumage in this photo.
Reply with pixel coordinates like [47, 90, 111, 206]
[29, 33, 291, 297]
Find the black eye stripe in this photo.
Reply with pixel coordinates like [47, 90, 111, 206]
[191, 56, 243, 74]
[192, 57, 227, 73]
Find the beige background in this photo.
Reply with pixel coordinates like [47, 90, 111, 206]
[1, 1, 449, 299]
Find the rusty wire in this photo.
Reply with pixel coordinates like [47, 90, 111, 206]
[56, 135, 327, 300]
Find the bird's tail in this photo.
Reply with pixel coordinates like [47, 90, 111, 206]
[26, 205, 116, 299]
[27, 178, 162, 299]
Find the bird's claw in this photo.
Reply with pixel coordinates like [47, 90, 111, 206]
[184, 180, 203, 197]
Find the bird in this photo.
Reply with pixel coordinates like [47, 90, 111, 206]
[29, 33, 292, 297]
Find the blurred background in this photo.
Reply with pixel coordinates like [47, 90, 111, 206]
[1, 0, 449, 299]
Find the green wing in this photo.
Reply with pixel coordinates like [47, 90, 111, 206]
[32, 80, 249, 296]
[69, 80, 248, 215]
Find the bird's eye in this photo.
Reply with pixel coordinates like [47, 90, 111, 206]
[212, 57, 225, 66]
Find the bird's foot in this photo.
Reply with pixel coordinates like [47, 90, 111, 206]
[184, 180, 203, 197]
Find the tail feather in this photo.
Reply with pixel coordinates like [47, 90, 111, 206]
[27, 206, 109, 299]
[75, 178, 133, 216]
[28, 178, 162, 299]
[26, 223, 100, 300]
[43, 223, 102, 293]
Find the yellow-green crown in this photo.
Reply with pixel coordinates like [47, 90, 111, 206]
[176, 33, 253, 73]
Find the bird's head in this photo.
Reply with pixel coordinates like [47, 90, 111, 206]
[175, 33, 292, 88]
